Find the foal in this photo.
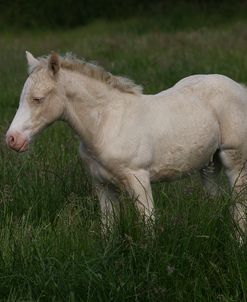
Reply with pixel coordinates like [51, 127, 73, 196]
[6, 52, 247, 234]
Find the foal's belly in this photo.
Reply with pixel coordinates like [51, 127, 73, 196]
[149, 124, 220, 182]
[150, 145, 217, 182]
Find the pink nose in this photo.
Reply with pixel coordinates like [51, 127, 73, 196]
[6, 131, 29, 152]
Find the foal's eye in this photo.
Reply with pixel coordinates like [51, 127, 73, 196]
[33, 97, 45, 103]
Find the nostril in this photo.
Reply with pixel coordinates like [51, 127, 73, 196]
[8, 135, 16, 147]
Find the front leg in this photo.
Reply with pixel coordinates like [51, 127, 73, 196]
[79, 142, 119, 229]
[94, 181, 119, 229]
[124, 170, 154, 221]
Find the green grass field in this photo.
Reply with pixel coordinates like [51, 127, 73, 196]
[1, 17, 247, 301]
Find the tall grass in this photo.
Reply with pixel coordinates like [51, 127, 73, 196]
[1, 17, 247, 301]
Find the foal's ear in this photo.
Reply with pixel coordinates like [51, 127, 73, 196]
[48, 52, 60, 76]
[26, 51, 39, 67]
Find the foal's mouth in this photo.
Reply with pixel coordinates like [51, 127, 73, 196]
[17, 140, 29, 152]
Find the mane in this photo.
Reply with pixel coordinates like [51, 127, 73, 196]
[34, 53, 143, 95]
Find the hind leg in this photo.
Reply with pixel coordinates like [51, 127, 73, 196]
[220, 149, 247, 235]
[200, 151, 222, 197]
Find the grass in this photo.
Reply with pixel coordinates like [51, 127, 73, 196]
[1, 16, 247, 301]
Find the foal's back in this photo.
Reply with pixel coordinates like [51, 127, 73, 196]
[153, 74, 247, 147]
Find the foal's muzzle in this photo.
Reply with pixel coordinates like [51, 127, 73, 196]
[6, 131, 29, 152]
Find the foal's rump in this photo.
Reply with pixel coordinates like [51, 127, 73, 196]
[203, 75, 247, 153]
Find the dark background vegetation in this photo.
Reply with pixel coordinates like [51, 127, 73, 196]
[1, 0, 247, 29]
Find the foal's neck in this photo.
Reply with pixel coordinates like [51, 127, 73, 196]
[61, 69, 140, 149]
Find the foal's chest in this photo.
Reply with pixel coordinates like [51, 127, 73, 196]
[79, 142, 116, 184]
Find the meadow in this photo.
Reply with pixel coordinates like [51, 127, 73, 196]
[1, 15, 247, 301]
